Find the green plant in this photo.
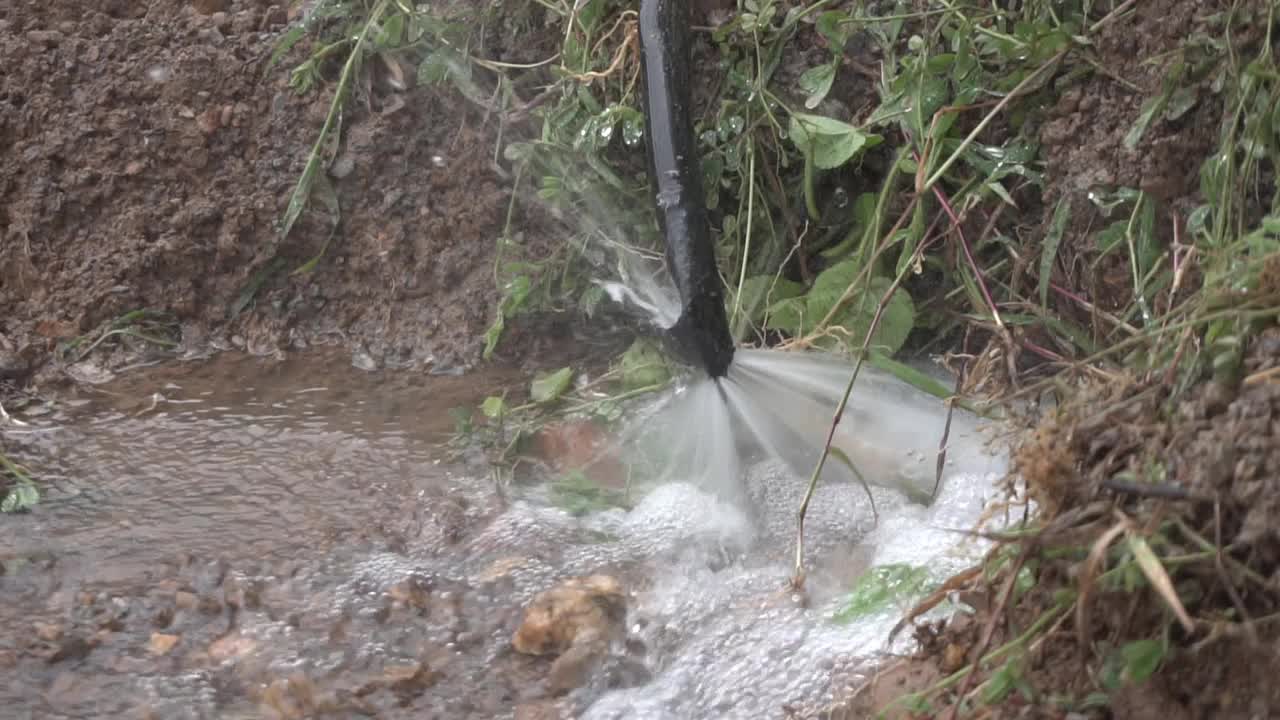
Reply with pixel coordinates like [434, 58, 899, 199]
[832, 563, 934, 623]
[0, 451, 38, 513]
[57, 309, 180, 364]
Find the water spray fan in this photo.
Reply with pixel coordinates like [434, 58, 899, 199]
[637, 0, 735, 379]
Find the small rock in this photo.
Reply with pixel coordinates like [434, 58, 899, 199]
[33, 622, 63, 643]
[383, 661, 440, 693]
[174, 591, 198, 610]
[66, 360, 114, 385]
[123, 160, 147, 176]
[210, 11, 231, 31]
[329, 153, 356, 179]
[512, 575, 626, 657]
[148, 633, 180, 656]
[197, 107, 221, 135]
[351, 347, 378, 372]
[263, 5, 288, 29]
[387, 577, 431, 611]
[940, 642, 969, 673]
[209, 631, 257, 661]
[261, 674, 317, 720]
[26, 30, 64, 48]
[47, 635, 93, 664]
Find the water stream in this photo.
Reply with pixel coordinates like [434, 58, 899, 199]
[1, 341, 1008, 719]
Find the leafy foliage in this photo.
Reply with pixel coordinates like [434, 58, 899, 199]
[832, 563, 933, 623]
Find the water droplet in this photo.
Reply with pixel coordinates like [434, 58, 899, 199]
[623, 118, 644, 146]
[832, 187, 849, 208]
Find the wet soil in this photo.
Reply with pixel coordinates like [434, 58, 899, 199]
[0, 0, 560, 387]
[1035, 0, 1261, 315]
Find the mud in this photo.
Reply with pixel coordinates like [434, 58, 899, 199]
[0, 0, 557, 387]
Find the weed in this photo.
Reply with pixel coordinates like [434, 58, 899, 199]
[0, 450, 38, 513]
[57, 309, 180, 365]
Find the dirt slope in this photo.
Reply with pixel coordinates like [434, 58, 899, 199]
[1, 0, 530, 385]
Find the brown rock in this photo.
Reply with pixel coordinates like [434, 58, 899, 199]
[512, 575, 626, 657]
[532, 420, 626, 488]
[33, 622, 63, 643]
[386, 577, 430, 610]
[260, 674, 317, 720]
[208, 631, 257, 661]
[174, 590, 198, 610]
[148, 632, 180, 655]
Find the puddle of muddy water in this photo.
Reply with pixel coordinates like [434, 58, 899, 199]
[0, 350, 1008, 720]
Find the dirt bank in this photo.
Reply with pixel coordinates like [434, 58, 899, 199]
[1, 0, 556, 390]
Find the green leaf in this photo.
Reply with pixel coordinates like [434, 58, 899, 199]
[730, 275, 805, 338]
[788, 112, 882, 170]
[982, 660, 1020, 704]
[1, 481, 39, 514]
[804, 262, 915, 355]
[1096, 220, 1128, 255]
[531, 367, 574, 404]
[832, 563, 932, 623]
[268, 25, 308, 70]
[1121, 639, 1165, 684]
[449, 406, 473, 436]
[618, 338, 671, 390]
[483, 313, 505, 361]
[550, 470, 626, 516]
[765, 296, 809, 336]
[480, 396, 506, 419]
[815, 11, 849, 47]
[800, 62, 838, 109]
[1040, 196, 1072, 307]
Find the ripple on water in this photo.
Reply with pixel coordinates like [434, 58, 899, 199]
[1, 351, 1009, 720]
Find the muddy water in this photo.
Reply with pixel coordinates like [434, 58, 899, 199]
[1, 351, 1006, 720]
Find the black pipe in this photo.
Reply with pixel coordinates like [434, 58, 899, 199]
[638, 0, 735, 379]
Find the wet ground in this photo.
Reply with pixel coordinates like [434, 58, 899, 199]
[1, 350, 1008, 720]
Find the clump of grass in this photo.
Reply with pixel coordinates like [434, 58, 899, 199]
[56, 309, 181, 365]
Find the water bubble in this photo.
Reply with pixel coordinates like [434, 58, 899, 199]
[623, 118, 644, 147]
[832, 187, 850, 208]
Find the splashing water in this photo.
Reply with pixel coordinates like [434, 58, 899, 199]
[574, 266, 1012, 717]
